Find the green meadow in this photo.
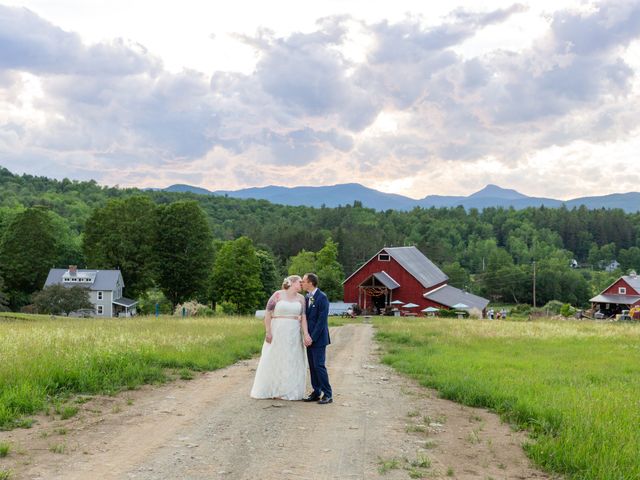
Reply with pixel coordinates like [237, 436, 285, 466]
[375, 317, 640, 480]
[0, 313, 264, 430]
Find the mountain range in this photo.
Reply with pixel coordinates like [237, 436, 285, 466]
[161, 183, 640, 212]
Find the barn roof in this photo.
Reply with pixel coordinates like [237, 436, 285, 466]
[424, 284, 490, 311]
[383, 247, 448, 289]
[371, 271, 400, 290]
[343, 246, 448, 289]
[597, 274, 640, 297]
[623, 275, 640, 293]
[589, 294, 640, 305]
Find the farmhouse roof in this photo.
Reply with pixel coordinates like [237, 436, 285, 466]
[424, 284, 490, 311]
[343, 246, 448, 289]
[589, 293, 640, 305]
[113, 297, 138, 307]
[44, 268, 123, 291]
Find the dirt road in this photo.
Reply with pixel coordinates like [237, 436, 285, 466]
[1, 324, 551, 479]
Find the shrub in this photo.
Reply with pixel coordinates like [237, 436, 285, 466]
[560, 303, 575, 318]
[218, 301, 238, 315]
[136, 288, 173, 315]
[510, 304, 532, 315]
[174, 300, 214, 317]
[439, 309, 467, 318]
[543, 300, 564, 315]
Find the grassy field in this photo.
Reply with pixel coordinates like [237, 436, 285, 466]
[0, 313, 264, 430]
[374, 317, 640, 479]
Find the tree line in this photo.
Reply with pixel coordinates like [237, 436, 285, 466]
[1, 166, 639, 313]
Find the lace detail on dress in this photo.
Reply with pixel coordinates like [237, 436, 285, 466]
[250, 300, 307, 400]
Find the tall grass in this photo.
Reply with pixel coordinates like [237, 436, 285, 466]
[374, 317, 640, 480]
[0, 314, 264, 430]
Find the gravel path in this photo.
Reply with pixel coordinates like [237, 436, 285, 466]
[1, 323, 553, 480]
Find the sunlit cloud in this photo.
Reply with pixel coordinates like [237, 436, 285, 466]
[0, 1, 639, 199]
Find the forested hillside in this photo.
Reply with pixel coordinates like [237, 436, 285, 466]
[1, 166, 639, 311]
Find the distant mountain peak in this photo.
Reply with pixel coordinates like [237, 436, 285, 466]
[468, 184, 528, 199]
[158, 182, 640, 213]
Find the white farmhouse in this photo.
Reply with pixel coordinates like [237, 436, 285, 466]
[44, 265, 138, 317]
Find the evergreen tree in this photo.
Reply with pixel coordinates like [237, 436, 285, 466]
[0, 207, 59, 308]
[155, 201, 215, 306]
[83, 196, 158, 298]
[211, 237, 263, 314]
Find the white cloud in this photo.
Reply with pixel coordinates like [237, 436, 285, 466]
[0, 1, 639, 199]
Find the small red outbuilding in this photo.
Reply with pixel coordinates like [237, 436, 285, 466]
[589, 274, 640, 317]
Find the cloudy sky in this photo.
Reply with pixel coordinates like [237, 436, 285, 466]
[1, 1, 639, 199]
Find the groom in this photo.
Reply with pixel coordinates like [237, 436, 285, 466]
[302, 273, 333, 405]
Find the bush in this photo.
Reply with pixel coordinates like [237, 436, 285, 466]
[439, 308, 467, 318]
[510, 304, 532, 315]
[137, 288, 172, 315]
[560, 303, 575, 318]
[174, 300, 214, 317]
[20, 304, 37, 314]
[542, 300, 564, 315]
[218, 301, 238, 315]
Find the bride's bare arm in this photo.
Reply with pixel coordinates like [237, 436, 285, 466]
[264, 291, 280, 343]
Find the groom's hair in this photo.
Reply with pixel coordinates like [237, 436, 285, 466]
[305, 273, 319, 287]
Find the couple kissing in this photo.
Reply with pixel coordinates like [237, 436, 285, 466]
[250, 273, 332, 404]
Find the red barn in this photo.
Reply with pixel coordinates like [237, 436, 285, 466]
[590, 274, 640, 317]
[342, 246, 489, 316]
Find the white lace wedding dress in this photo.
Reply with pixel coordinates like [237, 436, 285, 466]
[250, 299, 307, 400]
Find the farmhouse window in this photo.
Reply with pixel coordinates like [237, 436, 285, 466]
[97, 291, 103, 300]
[97, 305, 104, 315]
[378, 253, 390, 261]
[619, 287, 626, 294]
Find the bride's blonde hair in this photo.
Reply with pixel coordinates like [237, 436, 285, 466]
[282, 275, 301, 290]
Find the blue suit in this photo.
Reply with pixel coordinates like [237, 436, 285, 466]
[306, 289, 332, 398]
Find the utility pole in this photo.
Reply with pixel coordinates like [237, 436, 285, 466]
[532, 260, 537, 308]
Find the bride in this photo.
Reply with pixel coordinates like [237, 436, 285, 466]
[251, 275, 313, 400]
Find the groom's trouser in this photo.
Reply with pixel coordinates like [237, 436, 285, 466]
[307, 345, 332, 398]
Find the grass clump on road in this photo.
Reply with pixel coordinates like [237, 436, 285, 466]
[0, 314, 263, 430]
[374, 317, 640, 480]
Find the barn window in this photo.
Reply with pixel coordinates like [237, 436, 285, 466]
[378, 253, 390, 261]
[619, 287, 626, 294]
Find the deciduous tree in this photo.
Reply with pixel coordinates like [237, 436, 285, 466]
[83, 196, 158, 298]
[155, 201, 215, 306]
[211, 237, 263, 314]
[0, 207, 59, 308]
[32, 284, 93, 316]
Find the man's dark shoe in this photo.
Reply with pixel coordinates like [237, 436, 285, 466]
[317, 395, 333, 405]
[303, 393, 321, 402]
